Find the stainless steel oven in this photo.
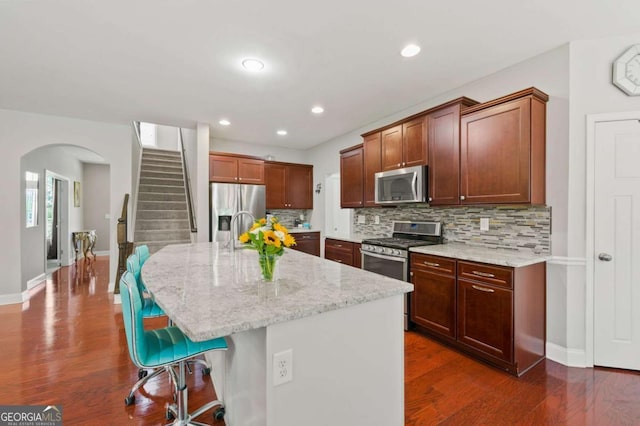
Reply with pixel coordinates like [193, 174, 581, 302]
[361, 221, 443, 330]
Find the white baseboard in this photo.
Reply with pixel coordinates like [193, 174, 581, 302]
[546, 342, 588, 367]
[0, 292, 26, 306]
[94, 250, 110, 256]
[27, 273, 47, 290]
[113, 294, 121, 305]
[107, 281, 115, 293]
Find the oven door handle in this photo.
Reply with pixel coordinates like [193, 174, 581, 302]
[362, 251, 407, 263]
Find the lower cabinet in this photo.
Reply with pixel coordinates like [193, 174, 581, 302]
[291, 232, 320, 257]
[325, 238, 362, 268]
[409, 253, 545, 376]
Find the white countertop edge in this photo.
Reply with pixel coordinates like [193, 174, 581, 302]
[176, 283, 413, 341]
[288, 228, 320, 234]
[409, 243, 549, 268]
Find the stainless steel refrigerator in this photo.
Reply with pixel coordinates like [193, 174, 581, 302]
[210, 183, 266, 246]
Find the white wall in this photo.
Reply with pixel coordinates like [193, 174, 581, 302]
[155, 124, 180, 151]
[0, 109, 131, 304]
[562, 34, 640, 363]
[83, 163, 111, 252]
[210, 138, 308, 164]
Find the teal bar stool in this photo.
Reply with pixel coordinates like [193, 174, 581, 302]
[126, 252, 164, 317]
[134, 244, 150, 266]
[120, 271, 227, 423]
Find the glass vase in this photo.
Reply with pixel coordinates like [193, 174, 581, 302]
[258, 253, 278, 282]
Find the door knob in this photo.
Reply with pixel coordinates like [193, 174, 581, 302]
[598, 253, 613, 261]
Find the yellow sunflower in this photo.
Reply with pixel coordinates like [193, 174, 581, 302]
[284, 234, 296, 247]
[239, 232, 250, 243]
[274, 223, 288, 233]
[263, 230, 282, 248]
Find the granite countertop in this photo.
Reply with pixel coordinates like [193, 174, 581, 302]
[288, 227, 319, 234]
[323, 233, 373, 244]
[410, 242, 549, 267]
[142, 242, 413, 341]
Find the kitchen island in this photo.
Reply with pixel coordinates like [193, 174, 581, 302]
[142, 242, 412, 426]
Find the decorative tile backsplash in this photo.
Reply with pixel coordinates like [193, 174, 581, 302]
[267, 209, 311, 228]
[353, 205, 550, 253]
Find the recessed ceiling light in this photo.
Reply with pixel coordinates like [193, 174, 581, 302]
[277, 130, 288, 136]
[241, 58, 264, 72]
[219, 119, 231, 126]
[400, 44, 421, 58]
[311, 106, 324, 114]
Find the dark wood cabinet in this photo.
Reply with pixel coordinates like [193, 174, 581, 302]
[264, 162, 313, 209]
[340, 145, 364, 208]
[409, 254, 546, 376]
[460, 88, 547, 205]
[363, 133, 381, 207]
[325, 238, 361, 268]
[402, 116, 427, 168]
[427, 99, 478, 206]
[209, 154, 264, 184]
[381, 125, 404, 171]
[291, 231, 320, 256]
[410, 254, 456, 341]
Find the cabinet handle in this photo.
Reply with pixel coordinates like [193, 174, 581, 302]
[472, 271, 495, 278]
[424, 261, 440, 267]
[336, 259, 343, 263]
[397, 163, 401, 167]
[460, 195, 465, 200]
[428, 197, 432, 202]
[235, 177, 238, 180]
[410, 271, 414, 277]
[472, 285, 495, 293]
[238, 177, 242, 181]
[336, 244, 342, 248]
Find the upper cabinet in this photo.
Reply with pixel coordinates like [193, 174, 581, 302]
[209, 154, 264, 184]
[363, 133, 381, 207]
[427, 98, 478, 206]
[460, 88, 547, 205]
[380, 117, 427, 171]
[264, 162, 313, 209]
[340, 144, 364, 208]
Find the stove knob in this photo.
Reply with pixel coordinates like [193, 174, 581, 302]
[376, 246, 383, 253]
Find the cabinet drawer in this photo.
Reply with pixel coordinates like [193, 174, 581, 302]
[325, 247, 353, 265]
[411, 254, 456, 276]
[458, 261, 513, 289]
[325, 238, 354, 253]
[294, 232, 319, 241]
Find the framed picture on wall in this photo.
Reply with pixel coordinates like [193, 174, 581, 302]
[74, 181, 80, 207]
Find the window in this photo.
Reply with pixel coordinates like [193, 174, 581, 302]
[139, 122, 157, 147]
[25, 171, 39, 228]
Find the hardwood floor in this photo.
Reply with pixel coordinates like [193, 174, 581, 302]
[1, 256, 639, 425]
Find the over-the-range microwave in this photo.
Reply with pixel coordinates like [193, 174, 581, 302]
[374, 165, 427, 204]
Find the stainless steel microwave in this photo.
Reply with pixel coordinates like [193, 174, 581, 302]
[374, 165, 427, 204]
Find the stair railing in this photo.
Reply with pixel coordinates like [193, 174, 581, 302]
[179, 128, 197, 233]
[115, 193, 134, 294]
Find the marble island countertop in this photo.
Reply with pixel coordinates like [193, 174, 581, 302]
[288, 227, 319, 234]
[142, 242, 413, 341]
[410, 242, 549, 267]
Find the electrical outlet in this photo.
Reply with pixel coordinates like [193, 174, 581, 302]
[480, 218, 489, 231]
[357, 215, 366, 224]
[273, 349, 293, 386]
[374, 215, 380, 224]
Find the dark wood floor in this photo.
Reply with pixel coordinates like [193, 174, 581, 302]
[1, 257, 639, 425]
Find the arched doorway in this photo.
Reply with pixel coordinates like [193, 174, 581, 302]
[20, 144, 110, 290]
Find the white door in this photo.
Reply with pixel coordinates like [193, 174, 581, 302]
[594, 119, 640, 370]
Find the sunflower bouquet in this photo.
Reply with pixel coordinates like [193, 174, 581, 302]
[239, 217, 296, 281]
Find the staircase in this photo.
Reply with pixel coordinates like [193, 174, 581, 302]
[134, 148, 192, 254]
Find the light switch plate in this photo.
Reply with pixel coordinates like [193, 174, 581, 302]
[480, 218, 489, 231]
[357, 215, 366, 224]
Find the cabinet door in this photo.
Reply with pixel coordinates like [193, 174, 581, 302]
[411, 269, 456, 339]
[265, 163, 287, 209]
[287, 164, 313, 209]
[460, 98, 531, 204]
[340, 147, 364, 208]
[363, 132, 381, 206]
[238, 158, 265, 184]
[428, 105, 461, 205]
[292, 232, 320, 256]
[381, 125, 403, 171]
[209, 155, 238, 183]
[457, 279, 513, 362]
[402, 116, 427, 168]
[353, 243, 362, 269]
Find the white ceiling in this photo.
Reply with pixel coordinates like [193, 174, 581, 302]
[1, 1, 638, 149]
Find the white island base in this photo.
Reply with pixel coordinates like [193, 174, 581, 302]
[206, 295, 404, 426]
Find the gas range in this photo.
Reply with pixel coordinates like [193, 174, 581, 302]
[361, 221, 443, 258]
